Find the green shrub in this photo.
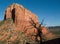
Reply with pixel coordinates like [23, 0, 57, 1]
[0, 21, 4, 26]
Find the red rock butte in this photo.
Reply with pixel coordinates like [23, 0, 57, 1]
[4, 3, 55, 40]
[4, 3, 38, 30]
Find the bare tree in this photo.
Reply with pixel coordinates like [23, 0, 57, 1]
[29, 18, 43, 44]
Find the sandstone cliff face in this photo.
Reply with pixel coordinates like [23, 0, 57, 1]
[4, 4, 38, 30]
[4, 3, 55, 40]
[4, 4, 38, 33]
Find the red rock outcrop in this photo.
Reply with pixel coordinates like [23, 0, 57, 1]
[4, 3, 55, 40]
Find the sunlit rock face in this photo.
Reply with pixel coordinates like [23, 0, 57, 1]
[4, 3, 55, 40]
[4, 3, 38, 30]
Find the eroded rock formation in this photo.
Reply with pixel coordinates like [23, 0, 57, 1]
[4, 3, 55, 40]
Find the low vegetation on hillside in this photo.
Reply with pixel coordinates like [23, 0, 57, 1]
[0, 19, 60, 44]
[0, 19, 40, 44]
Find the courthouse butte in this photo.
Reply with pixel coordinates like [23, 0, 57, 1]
[4, 3, 55, 40]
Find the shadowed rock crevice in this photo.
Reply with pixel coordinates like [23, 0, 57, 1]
[4, 14, 6, 20]
[11, 8, 15, 22]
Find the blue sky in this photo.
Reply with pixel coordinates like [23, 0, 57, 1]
[0, 0, 60, 26]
